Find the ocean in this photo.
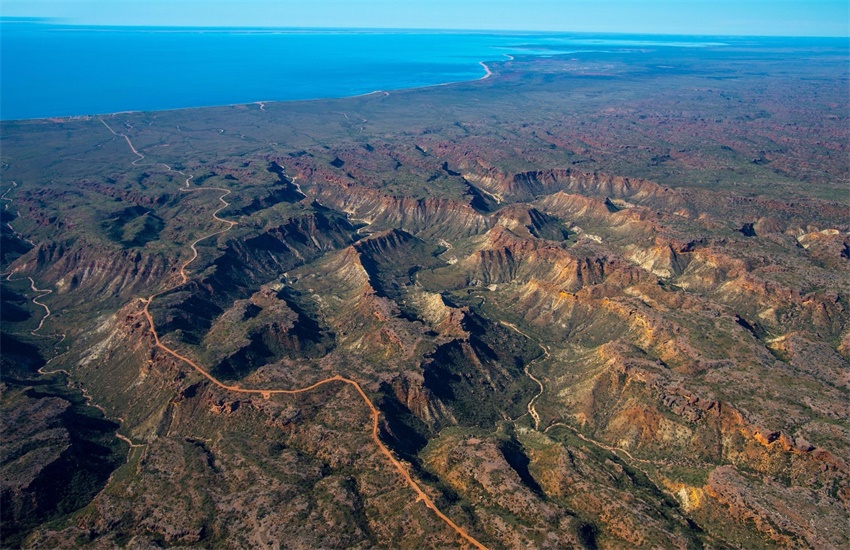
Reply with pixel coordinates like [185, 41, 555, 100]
[3, 23, 831, 121]
[1, 24, 523, 120]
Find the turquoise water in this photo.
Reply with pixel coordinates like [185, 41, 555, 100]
[2, 25, 524, 120]
[3, 24, 832, 121]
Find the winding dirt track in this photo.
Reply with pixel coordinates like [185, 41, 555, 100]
[100, 119, 145, 164]
[2, 184, 58, 337]
[26, 276, 53, 334]
[105, 121, 488, 550]
[175, 187, 237, 285]
[500, 321, 547, 430]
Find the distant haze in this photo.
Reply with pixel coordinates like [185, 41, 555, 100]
[3, 0, 848, 37]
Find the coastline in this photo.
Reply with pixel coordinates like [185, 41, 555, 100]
[479, 61, 494, 79]
[2, 58, 503, 124]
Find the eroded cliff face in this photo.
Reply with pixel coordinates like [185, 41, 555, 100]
[2, 51, 849, 549]
[22, 243, 171, 304]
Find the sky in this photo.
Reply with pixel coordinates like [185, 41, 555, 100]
[2, 1, 848, 37]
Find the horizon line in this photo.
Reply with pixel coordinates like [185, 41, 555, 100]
[1, 18, 847, 39]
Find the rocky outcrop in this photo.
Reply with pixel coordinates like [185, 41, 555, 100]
[466, 167, 691, 212]
[491, 205, 569, 241]
[307, 183, 490, 239]
[23, 242, 171, 302]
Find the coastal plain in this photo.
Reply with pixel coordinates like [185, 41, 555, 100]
[1, 40, 849, 548]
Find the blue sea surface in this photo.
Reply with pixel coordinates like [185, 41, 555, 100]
[3, 23, 835, 121]
[2, 25, 521, 120]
